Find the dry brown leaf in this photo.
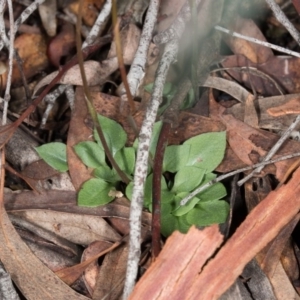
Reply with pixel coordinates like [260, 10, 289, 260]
[38, 0, 57, 37]
[67, 87, 95, 190]
[2, 33, 48, 87]
[222, 55, 300, 95]
[33, 59, 118, 95]
[219, 113, 300, 181]
[10, 210, 121, 245]
[55, 241, 120, 286]
[82, 241, 113, 294]
[130, 225, 223, 299]
[267, 262, 300, 300]
[4, 191, 152, 227]
[0, 154, 89, 299]
[224, 17, 273, 64]
[92, 243, 128, 300]
[68, 0, 105, 27]
[258, 215, 300, 276]
[225, 93, 300, 132]
[108, 23, 141, 65]
[0, 206, 89, 299]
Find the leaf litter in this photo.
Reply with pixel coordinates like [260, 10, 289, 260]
[2, 0, 300, 299]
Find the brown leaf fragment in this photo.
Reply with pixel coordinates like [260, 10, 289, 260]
[82, 241, 113, 295]
[222, 55, 300, 95]
[185, 166, 300, 300]
[224, 17, 273, 64]
[0, 206, 89, 299]
[257, 214, 300, 277]
[4, 191, 152, 227]
[220, 113, 300, 181]
[55, 241, 120, 286]
[267, 262, 300, 300]
[67, 87, 95, 190]
[92, 242, 129, 299]
[11, 210, 121, 245]
[3, 33, 49, 87]
[38, 0, 57, 37]
[130, 225, 223, 299]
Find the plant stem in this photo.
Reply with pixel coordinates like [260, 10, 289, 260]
[152, 122, 170, 258]
[76, 0, 130, 185]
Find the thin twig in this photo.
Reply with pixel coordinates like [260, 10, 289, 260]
[3, 0, 15, 125]
[215, 25, 300, 58]
[180, 151, 300, 206]
[120, 0, 160, 99]
[76, 0, 130, 184]
[123, 38, 178, 299]
[42, 0, 111, 125]
[238, 114, 300, 186]
[111, 2, 135, 114]
[82, 0, 112, 48]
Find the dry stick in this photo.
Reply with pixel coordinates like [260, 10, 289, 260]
[0, 35, 112, 147]
[82, 0, 112, 48]
[120, 0, 161, 100]
[265, 0, 300, 45]
[2, 0, 15, 125]
[111, 1, 135, 114]
[228, 1, 300, 186]
[238, 114, 300, 186]
[123, 38, 178, 300]
[180, 151, 300, 207]
[215, 25, 300, 58]
[76, 0, 130, 185]
[151, 77, 191, 259]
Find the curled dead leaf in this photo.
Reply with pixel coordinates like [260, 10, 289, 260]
[33, 59, 118, 95]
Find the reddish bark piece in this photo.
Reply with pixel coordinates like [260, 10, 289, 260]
[292, 0, 300, 14]
[219, 113, 300, 181]
[185, 166, 300, 300]
[267, 97, 300, 116]
[130, 225, 223, 299]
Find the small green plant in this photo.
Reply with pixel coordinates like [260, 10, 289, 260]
[36, 114, 229, 237]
